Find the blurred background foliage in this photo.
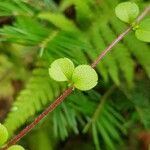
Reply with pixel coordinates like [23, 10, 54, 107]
[0, 0, 150, 150]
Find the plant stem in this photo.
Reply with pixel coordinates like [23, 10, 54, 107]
[1, 86, 74, 150]
[1, 4, 150, 150]
[91, 4, 150, 68]
[91, 26, 132, 68]
[136, 4, 150, 23]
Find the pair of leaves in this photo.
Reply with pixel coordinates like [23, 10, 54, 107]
[115, 2, 150, 42]
[0, 123, 24, 150]
[49, 58, 98, 91]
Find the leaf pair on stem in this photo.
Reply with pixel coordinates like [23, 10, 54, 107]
[49, 58, 98, 91]
[115, 2, 150, 42]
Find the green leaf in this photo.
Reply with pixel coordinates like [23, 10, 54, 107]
[72, 65, 98, 91]
[115, 2, 139, 23]
[0, 123, 8, 146]
[135, 19, 150, 42]
[7, 145, 25, 150]
[49, 58, 75, 82]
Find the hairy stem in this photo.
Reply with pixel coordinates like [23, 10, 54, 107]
[1, 4, 150, 150]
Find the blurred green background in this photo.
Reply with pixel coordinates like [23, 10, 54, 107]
[0, 0, 150, 150]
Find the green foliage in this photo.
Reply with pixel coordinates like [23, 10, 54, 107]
[49, 58, 98, 91]
[81, 86, 126, 150]
[0, 16, 50, 45]
[122, 79, 150, 129]
[135, 18, 150, 42]
[52, 101, 79, 140]
[0, 0, 35, 16]
[26, 129, 53, 150]
[110, 17, 150, 77]
[0, 0, 150, 150]
[115, 2, 139, 23]
[4, 67, 67, 136]
[0, 54, 14, 97]
[0, 123, 8, 146]
[91, 103, 125, 150]
[38, 12, 78, 32]
[115, 1, 150, 43]
[98, 23, 134, 86]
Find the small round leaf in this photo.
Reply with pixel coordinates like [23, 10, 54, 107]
[7, 145, 25, 150]
[135, 19, 150, 42]
[49, 58, 75, 81]
[0, 123, 8, 146]
[115, 2, 139, 23]
[72, 65, 98, 91]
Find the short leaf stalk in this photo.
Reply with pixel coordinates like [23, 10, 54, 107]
[1, 4, 150, 150]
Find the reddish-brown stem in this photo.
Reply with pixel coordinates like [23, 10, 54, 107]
[1, 86, 74, 150]
[91, 4, 150, 68]
[91, 26, 132, 68]
[1, 4, 150, 150]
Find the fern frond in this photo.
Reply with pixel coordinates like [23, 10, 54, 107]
[91, 103, 125, 150]
[51, 90, 100, 140]
[121, 79, 150, 129]
[0, 16, 50, 45]
[86, 24, 109, 82]
[99, 24, 135, 86]
[38, 12, 78, 32]
[4, 67, 67, 136]
[88, 23, 120, 85]
[97, 0, 150, 79]
[80, 86, 126, 150]
[52, 102, 78, 140]
[1, 1, 150, 150]
[0, 0, 35, 16]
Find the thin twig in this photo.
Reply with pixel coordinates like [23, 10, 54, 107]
[1, 86, 74, 150]
[91, 27, 132, 68]
[1, 4, 150, 150]
[136, 4, 150, 23]
[91, 4, 150, 68]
